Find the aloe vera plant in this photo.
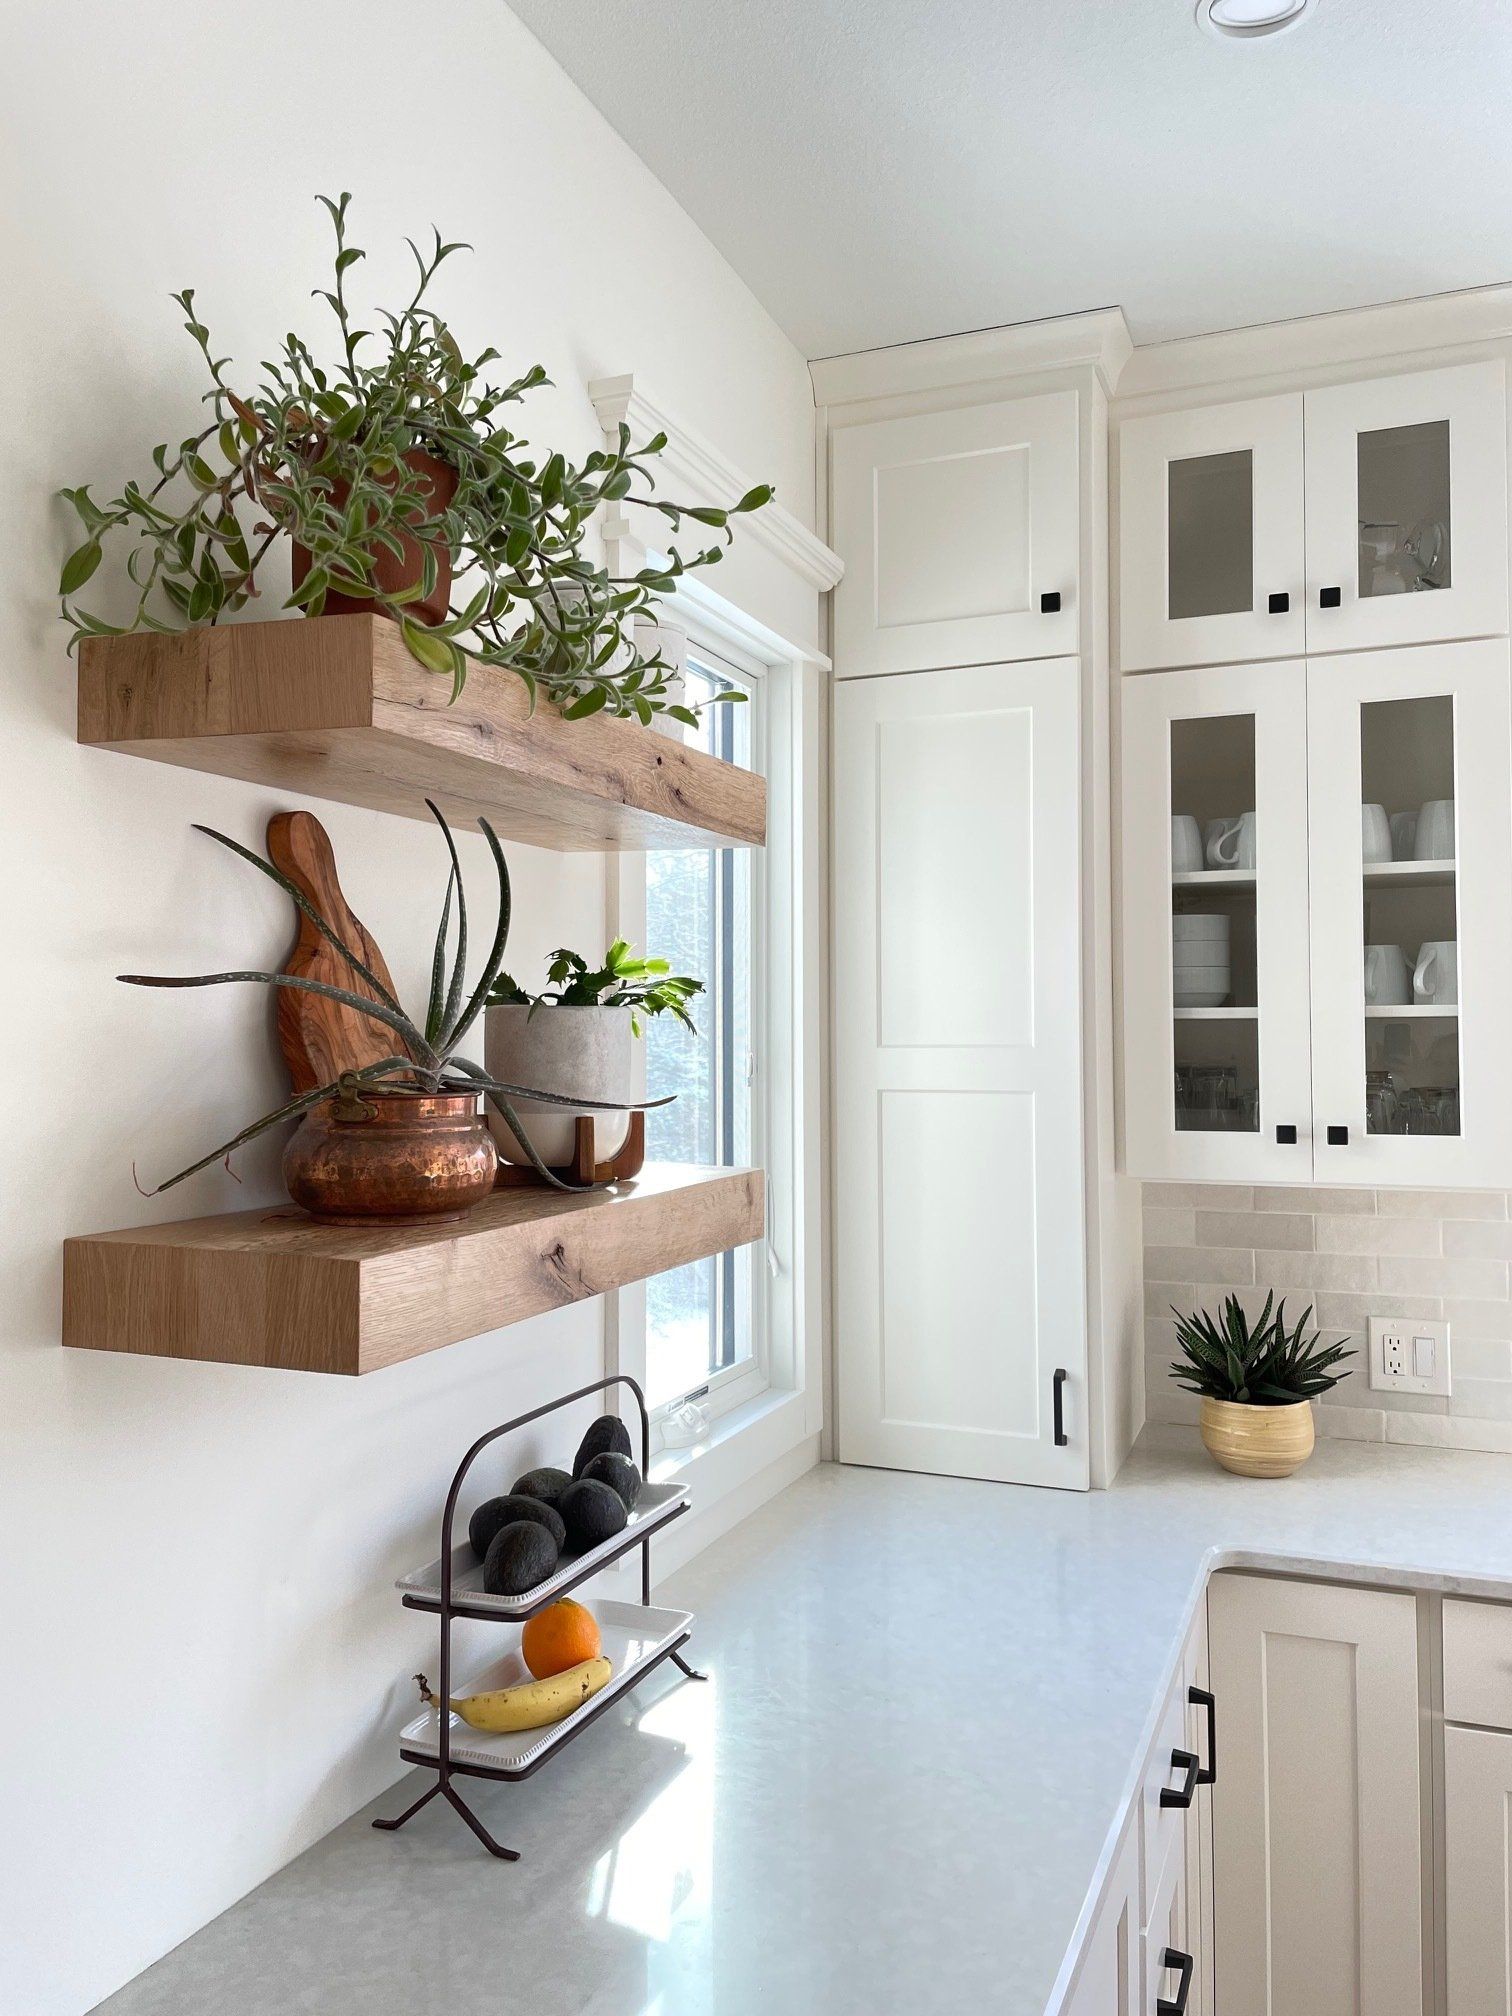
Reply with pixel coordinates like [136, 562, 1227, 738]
[1169, 1291, 1354, 1405]
[119, 800, 666, 1193]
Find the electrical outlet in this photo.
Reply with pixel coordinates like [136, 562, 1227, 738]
[1368, 1316, 1451, 1396]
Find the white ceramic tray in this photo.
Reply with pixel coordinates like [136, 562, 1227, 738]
[395, 1478, 690, 1619]
[398, 1598, 693, 1776]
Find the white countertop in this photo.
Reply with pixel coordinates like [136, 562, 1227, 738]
[95, 1431, 1512, 2016]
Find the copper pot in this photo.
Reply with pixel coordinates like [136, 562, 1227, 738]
[283, 1088, 497, 1227]
[290, 447, 458, 627]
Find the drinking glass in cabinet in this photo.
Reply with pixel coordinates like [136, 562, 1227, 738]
[1356, 421, 1451, 598]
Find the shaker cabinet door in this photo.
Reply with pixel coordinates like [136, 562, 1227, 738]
[1117, 394, 1305, 672]
[831, 391, 1079, 677]
[1445, 1724, 1512, 2016]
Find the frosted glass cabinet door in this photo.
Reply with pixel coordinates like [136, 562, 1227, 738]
[1306, 641, 1512, 1188]
[1120, 664, 1313, 1181]
[833, 660, 1088, 1488]
[1304, 361, 1508, 653]
[831, 391, 1079, 677]
[1117, 394, 1305, 671]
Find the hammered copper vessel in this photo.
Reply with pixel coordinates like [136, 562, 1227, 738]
[283, 1088, 498, 1227]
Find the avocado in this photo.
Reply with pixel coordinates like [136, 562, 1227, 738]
[481, 1519, 560, 1596]
[468, 1493, 567, 1564]
[509, 1465, 574, 1514]
[572, 1414, 633, 1478]
[581, 1451, 642, 1512]
[559, 1477, 629, 1553]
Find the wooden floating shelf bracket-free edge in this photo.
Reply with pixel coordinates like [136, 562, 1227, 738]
[77, 615, 766, 853]
[62, 1163, 764, 1375]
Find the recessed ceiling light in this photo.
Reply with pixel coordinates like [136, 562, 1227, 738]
[1198, 0, 1312, 39]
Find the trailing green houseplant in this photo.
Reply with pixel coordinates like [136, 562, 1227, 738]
[59, 192, 771, 724]
[1170, 1291, 1354, 1478]
[488, 939, 704, 1035]
[120, 801, 665, 1205]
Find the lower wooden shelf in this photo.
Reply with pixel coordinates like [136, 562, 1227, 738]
[62, 1163, 763, 1375]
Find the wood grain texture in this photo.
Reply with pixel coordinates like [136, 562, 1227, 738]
[62, 1163, 763, 1375]
[266, 810, 404, 1092]
[78, 615, 766, 852]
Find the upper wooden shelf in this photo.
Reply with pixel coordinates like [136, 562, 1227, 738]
[77, 616, 766, 852]
[63, 1163, 763, 1376]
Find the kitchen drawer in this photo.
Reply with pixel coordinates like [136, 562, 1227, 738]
[1142, 1827, 1193, 2016]
[1140, 1671, 1197, 1907]
[1443, 1596, 1512, 1728]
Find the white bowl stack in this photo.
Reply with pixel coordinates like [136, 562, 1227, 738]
[1173, 914, 1231, 1008]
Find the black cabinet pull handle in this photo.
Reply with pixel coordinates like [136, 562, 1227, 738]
[1039, 590, 1062, 614]
[1275, 1124, 1297, 1145]
[1160, 1747, 1200, 1810]
[1267, 591, 1290, 614]
[1157, 1948, 1194, 2016]
[1052, 1366, 1068, 1447]
[1189, 1685, 1217, 1786]
[1327, 1124, 1349, 1146]
[1319, 585, 1342, 608]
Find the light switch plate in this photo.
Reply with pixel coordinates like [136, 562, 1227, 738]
[1368, 1316, 1451, 1396]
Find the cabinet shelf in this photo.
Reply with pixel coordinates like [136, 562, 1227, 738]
[77, 615, 766, 852]
[1363, 860, 1456, 889]
[1364, 1004, 1459, 1019]
[61, 1163, 764, 1375]
[1174, 1007, 1257, 1020]
[1172, 869, 1255, 890]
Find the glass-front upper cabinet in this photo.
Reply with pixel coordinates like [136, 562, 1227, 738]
[1306, 640, 1512, 1187]
[1304, 362, 1508, 654]
[1119, 394, 1306, 672]
[1121, 663, 1312, 1180]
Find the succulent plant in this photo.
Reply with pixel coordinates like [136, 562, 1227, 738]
[119, 801, 667, 1194]
[1169, 1291, 1354, 1405]
[59, 192, 771, 723]
[487, 939, 703, 1035]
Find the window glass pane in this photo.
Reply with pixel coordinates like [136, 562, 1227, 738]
[1168, 449, 1253, 621]
[644, 656, 756, 1408]
[1357, 420, 1451, 598]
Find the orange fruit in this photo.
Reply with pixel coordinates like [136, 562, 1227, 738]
[521, 1597, 602, 1679]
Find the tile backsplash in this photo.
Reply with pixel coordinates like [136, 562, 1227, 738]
[1143, 1182, 1512, 1453]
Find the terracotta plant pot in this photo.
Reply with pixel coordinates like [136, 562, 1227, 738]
[1199, 1395, 1315, 1479]
[283, 1087, 497, 1227]
[290, 447, 458, 627]
[483, 1004, 634, 1170]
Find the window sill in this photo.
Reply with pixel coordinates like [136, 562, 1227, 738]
[643, 1387, 816, 1576]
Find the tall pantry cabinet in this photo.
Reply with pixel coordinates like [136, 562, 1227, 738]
[815, 313, 1142, 1491]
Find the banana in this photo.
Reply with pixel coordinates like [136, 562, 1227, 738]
[415, 1657, 612, 1735]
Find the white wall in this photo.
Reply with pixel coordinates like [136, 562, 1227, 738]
[0, 6, 815, 2011]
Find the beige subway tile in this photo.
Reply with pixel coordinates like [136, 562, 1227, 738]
[1449, 1337, 1512, 1382]
[1143, 1182, 1254, 1209]
[1379, 1255, 1510, 1300]
[1253, 1184, 1376, 1214]
[1145, 1280, 1192, 1319]
[1142, 1205, 1197, 1245]
[1386, 1413, 1512, 1453]
[1258, 1252, 1380, 1294]
[1443, 1297, 1512, 1342]
[1315, 1215, 1441, 1257]
[1197, 1209, 1313, 1251]
[1444, 1219, 1512, 1260]
[1146, 1245, 1255, 1285]
[1188, 1283, 1274, 1320]
[1448, 1378, 1512, 1422]
[1315, 1291, 1442, 1330]
[1377, 1188, 1508, 1219]
[1313, 1403, 1386, 1444]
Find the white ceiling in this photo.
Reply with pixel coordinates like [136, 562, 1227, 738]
[508, 0, 1512, 359]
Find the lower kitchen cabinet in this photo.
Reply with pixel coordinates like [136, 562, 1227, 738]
[1065, 1821, 1140, 2016]
[1207, 1573, 1423, 2016]
[1444, 1723, 1512, 2014]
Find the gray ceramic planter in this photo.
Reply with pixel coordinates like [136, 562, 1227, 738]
[483, 1004, 635, 1168]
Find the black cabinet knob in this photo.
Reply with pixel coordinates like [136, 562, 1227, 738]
[1327, 1124, 1350, 1146]
[1275, 1124, 1298, 1145]
[1039, 590, 1062, 614]
[1319, 585, 1342, 608]
[1267, 591, 1290, 614]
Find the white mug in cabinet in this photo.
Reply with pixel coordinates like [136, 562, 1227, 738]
[1171, 816, 1205, 873]
[1364, 943, 1411, 1006]
[1206, 813, 1256, 870]
[1361, 803, 1392, 865]
[1413, 940, 1458, 1005]
[1389, 810, 1418, 860]
[1415, 799, 1456, 862]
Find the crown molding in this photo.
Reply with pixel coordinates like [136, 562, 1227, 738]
[808, 306, 1134, 412]
[588, 373, 844, 592]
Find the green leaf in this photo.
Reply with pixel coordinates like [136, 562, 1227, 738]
[59, 540, 102, 595]
[563, 687, 608, 720]
[401, 618, 456, 677]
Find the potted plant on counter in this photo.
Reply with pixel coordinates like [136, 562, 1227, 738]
[1170, 1291, 1355, 1479]
[120, 805, 666, 1223]
[58, 191, 770, 725]
[483, 941, 703, 1173]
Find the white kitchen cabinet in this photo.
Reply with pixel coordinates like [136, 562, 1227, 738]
[832, 658, 1089, 1487]
[1143, 1834, 1194, 2016]
[1121, 639, 1512, 1185]
[1180, 1608, 1215, 2016]
[1208, 1573, 1423, 2016]
[1064, 1821, 1141, 2016]
[831, 390, 1080, 677]
[1444, 1723, 1512, 2015]
[1117, 362, 1507, 672]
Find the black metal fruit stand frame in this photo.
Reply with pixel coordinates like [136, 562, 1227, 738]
[373, 1372, 705, 1860]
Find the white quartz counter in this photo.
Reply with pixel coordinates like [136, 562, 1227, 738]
[95, 1431, 1512, 2016]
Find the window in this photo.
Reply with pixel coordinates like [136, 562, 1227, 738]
[641, 643, 763, 1414]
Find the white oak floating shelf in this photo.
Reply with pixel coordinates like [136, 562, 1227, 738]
[62, 1164, 763, 1376]
[77, 615, 766, 852]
